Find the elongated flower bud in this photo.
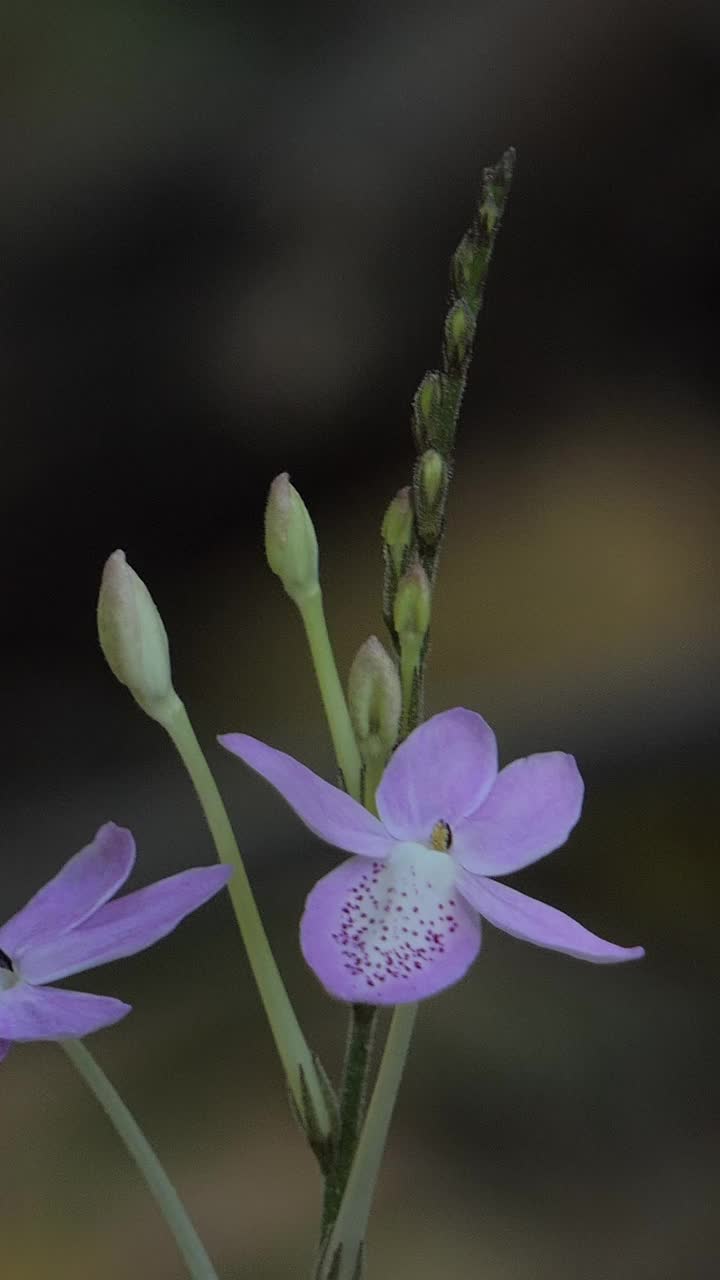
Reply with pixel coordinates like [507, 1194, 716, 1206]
[265, 473, 319, 606]
[97, 550, 176, 722]
[348, 636, 401, 764]
[393, 559, 431, 645]
[414, 448, 448, 545]
[381, 486, 413, 578]
[412, 371, 443, 451]
[444, 300, 475, 369]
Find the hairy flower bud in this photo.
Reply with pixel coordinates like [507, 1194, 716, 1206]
[393, 559, 431, 645]
[412, 371, 443, 451]
[348, 636, 401, 764]
[414, 448, 449, 546]
[265, 473, 319, 606]
[444, 300, 475, 368]
[381, 486, 413, 577]
[97, 550, 176, 721]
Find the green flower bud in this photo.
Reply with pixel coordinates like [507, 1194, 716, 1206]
[479, 185, 500, 237]
[419, 448, 444, 508]
[265, 473, 319, 606]
[444, 300, 475, 369]
[414, 448, 448, 545]
[412, 371, 443, 451]
[97, 550, 176, 722]
[451, 234, 489, 300]
[393, 559, 431, 645]
[381, 486, 413, 577]
[348, 636, 401, 764]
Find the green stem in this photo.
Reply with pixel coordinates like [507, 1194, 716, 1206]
[398, 638, 423, 741]
[62, 1039, 220, 1280]
[159, 695, 331, 1145]
[361, 756, 384, 815]
[297, 589, 362, 801]
[320, 1004, 376, 1241]
[317, 1004, 418, 1280]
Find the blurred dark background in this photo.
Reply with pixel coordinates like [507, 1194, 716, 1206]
[1, 1, 718, 1276]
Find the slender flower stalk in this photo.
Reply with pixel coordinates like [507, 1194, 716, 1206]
[265, 474, 362, 801]
[159, 695, 332, 1145]
[62, 1039, 220, 1280]
[296, 588, 362, 802]
[316, 1004, 418, 1280]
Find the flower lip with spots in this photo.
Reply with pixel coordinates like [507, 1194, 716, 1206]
[220, 708, 643, 1005]
[0, 823, 231, 1060]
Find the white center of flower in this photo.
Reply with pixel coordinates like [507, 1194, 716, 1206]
[332, 842, 461, 993]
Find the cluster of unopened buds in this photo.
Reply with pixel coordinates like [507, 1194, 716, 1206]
[5, 152, 643, 1280]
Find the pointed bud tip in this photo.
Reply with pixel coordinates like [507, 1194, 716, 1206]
[348, 636, 401, 762]
[265, 472, 319, 605]
[382, 488, 414, 576]
[393, 559, 431, 641]
[97, 550, 175, 720]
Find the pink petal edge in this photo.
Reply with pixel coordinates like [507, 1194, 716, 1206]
[376, 709, 498, 843]
[454, 752, 584, 876]
[0, 983, 131, 1041]
[0, 825, 136, 959]
[19, 865, 232, 985]
[457, 873, 644, 964]
[219, 733, 394, 858]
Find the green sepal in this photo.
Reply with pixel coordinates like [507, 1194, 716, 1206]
[289, 1055, 340, 1176]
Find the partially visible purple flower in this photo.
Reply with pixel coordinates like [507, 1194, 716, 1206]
[221, 709, 643, 1005]
[0, 824, 231, 1058]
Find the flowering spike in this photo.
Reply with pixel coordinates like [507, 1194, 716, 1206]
[97, 550, 177, 723]
[265, 473, 320, 606]
[348, 637, 401, 770]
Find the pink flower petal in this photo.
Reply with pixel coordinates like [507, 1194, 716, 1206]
[375, 709, 497, 843]
[18, 865, 231, 984]
[0, 983, 131, 1040]
[456, 873, 644, 963]
[300, 845, 481, 1004]
[219, 733, 393, 858]
[454, 752, 584, 876]
[0, 825, 136, 959]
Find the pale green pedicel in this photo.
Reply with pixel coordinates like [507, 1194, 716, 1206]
[62, 1039, 221, 1280]
[159, 693, 332, 1142]
[296, 587, 363, 801]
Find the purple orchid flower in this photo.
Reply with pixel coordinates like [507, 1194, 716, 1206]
[221, 708, 643, 1005]
[0, 823, 231, 1058]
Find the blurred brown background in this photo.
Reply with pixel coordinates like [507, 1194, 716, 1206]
[1, 1, 718, 1277]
